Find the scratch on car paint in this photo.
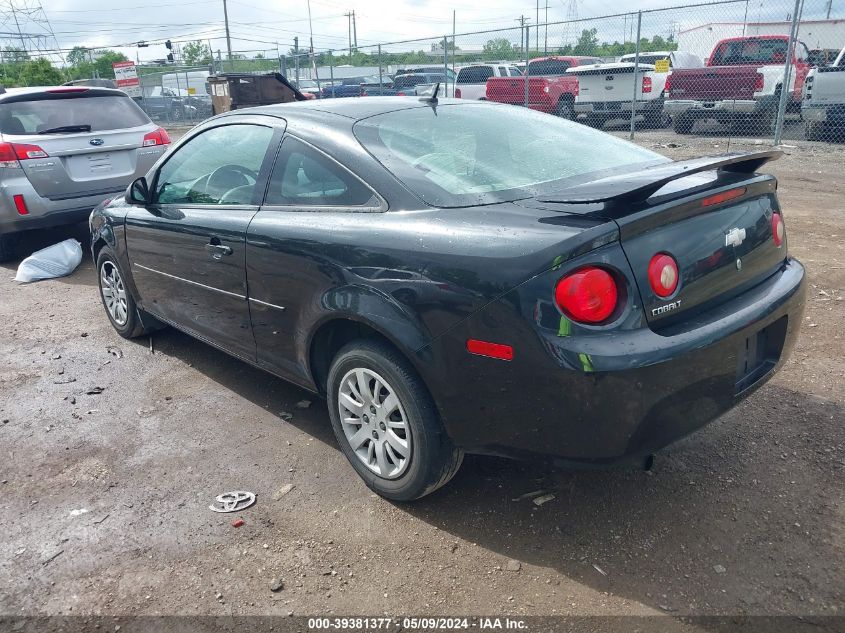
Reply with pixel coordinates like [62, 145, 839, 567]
[578, 353, 594, 373]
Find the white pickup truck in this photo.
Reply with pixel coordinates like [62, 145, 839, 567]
[802, 45, 845, 140]
[567, 62, 670, 129]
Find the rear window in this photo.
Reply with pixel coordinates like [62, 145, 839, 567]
[354, 103, 665, 208]
[457, 66, 494, 83]
[0, 94, 150, 135]
[710, 39, 789, 65]
[527, 59, 571, 75]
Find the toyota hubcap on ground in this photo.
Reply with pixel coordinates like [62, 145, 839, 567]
[338, 368, 411, 479]
[100, 262, 128, 326]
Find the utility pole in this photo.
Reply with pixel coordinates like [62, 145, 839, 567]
[294, 36, 299, 85]
[544, 0, 549, 54]
[535, 0, 539, 53]
[352, 10, 358, 50]
[222, 0, 233, 62]
[344, 11, 353, 58]
[452, 10, 456, 78]
[826, 0, 833, 19]
[306, 0, 320, 92]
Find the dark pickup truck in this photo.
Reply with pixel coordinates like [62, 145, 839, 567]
[665, 35, 811, 134]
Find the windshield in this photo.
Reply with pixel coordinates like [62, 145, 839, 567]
[354, 103, 666, 207]
[0, 94, 150, 135]
[527, 59, 572, 75]
[710, 38, 788, 65]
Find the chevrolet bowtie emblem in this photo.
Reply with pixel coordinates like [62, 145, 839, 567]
[725, 227, 746, 248]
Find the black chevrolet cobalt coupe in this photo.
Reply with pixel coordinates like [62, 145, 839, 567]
[90, 97, 805, 500]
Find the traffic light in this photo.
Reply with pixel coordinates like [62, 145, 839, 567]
[167, 53, 174, 62]
[165, 40, 172, 50]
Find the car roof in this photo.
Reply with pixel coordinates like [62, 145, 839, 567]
[231, 96, 480, 122]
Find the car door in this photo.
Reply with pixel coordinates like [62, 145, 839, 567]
[246, 135, 384, 385]
[125, 119, 281, 360]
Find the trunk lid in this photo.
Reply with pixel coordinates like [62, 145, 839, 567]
[487, 76, 561, 103]
[0, 89, 157, 199]
[619, 175, 786, 328]
[807, 65, 845, 104]
[668, 65, 762, 100]
[534, 151, 787, 328]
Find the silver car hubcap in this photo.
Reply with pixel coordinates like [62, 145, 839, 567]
[100, 261, 128, 326]
[338, 368, 411, 479]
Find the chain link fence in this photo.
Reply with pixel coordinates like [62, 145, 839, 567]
[139, 0, 843, 145]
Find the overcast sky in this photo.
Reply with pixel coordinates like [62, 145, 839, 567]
[28, 0, 839, 62]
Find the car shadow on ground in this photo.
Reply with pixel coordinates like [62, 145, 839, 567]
[139, 325, 843, 619]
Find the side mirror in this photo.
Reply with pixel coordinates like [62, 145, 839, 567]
[126, 176, 150, 205]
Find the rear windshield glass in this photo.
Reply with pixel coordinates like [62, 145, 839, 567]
[0, 95, 150, 135]
[354, 103, 666, 208]
[710, 39, 788, 65]
[527, 59, 571, 75]
[457, 66, 494, 83]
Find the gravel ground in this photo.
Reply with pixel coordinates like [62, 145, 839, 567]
[0, 129, 842, 625]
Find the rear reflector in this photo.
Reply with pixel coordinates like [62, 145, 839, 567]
[772, 212, 784, 247]
[466, 339, 514, 361]
[702, 187, 746, 207]
[13, 194, 28, 215]
[554, 267, 618, 324]
[648, 253, 679, 298]
[142, 127, 171, 147]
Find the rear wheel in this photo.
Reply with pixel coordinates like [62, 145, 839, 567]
[96, 250, 149, 339]
[327, 340, 463, 501]
[0, 233, 19, 263]
[672, 113, 695, 134]
[555, 98, 575, 120]
[643, 103, 670, 129]
[805, 121, 827, 141]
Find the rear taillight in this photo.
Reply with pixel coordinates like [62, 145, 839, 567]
[664, 73, 672, 94]
[754, 73, 764, 92]
[13, 194, 28, 215]
[397, 91, 406, 96]
[648, 254, 679, 298]
[455, 88, 462, 98]
[46, 87, 89, 93]
[772, 212, 784, 247]
[0, 142, 48, 165]
[573, 80, 579, 97]
[554, 267, 619, 324]
[642, 76, 652, 93]
[142, 128, 171, 147]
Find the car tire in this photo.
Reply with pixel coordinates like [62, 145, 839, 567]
[96, 250, 149, 339]
[0, 232, 19, 263]
[672, 114, 695, 134]
[555, 98, 575, 120]
[327, 339, 464, 501]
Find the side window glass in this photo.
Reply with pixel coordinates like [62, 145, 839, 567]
[266, 137, 377, 207]
[155, 124, 274, 205]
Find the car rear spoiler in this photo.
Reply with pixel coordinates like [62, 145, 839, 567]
[537, 150, 781, 205]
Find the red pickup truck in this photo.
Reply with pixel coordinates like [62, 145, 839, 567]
[665, 35, 811, 134]
[486, 56, 602, 118]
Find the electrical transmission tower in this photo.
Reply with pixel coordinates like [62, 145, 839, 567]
[0, 0, 62, 64]
[562, 0, 579, 47]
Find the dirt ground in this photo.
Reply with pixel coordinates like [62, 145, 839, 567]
[0, 129, 843, 627]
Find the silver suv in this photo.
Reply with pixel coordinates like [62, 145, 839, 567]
[0, 86, 169, 261]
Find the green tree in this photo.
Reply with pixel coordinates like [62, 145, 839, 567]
[572, 28, 599, 55]
[182, 40, 212, 65]
[93, 50, 129, 79]
[17, 58, 63, 86]
[482, 38, 514, 61]
[67, 46, 91, 67]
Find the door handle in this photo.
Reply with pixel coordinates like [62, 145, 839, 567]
[205, 238, 233, 260]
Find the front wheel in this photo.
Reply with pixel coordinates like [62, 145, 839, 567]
[327, 340, 463, 501]
[96, 250, 149, 339]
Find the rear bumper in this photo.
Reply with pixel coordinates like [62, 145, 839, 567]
[802, 102, 845, 124]
[574, 99, 662, 117]
[665, 96, 777, 117]
[424, 258, 805, 464]
[0, 181, 125, 235]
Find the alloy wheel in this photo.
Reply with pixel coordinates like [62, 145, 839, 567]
[337, 367, 412, 479]
[100, 261, 128, 326]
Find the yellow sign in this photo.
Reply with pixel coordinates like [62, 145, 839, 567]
[187, 87, 197, 95]
[654, 59, 670, 73]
